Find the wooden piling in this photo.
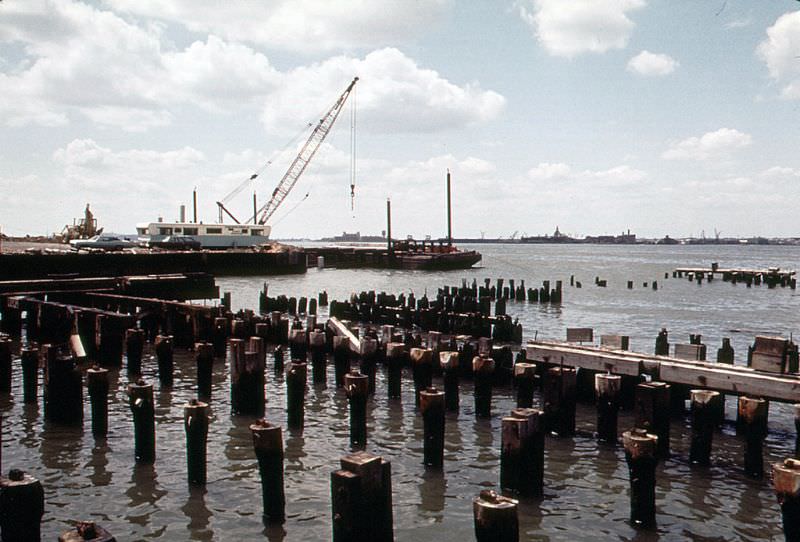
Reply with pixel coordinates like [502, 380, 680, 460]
[20, 347, 38, 404]
[87, 366, 109, 438]
[44, 348, 83, 425]
[0, 338, 11, 393]
[690, 389, 719, 466]
[333, 336, 351, 388]
[473, 489, 519, 542]
[0, 469, 45, 542]
[309, 330, 327, 384]
[332, 451, 393, 542]
[58, 521, 114, 542]
[473, 355, 495, 418]
[184, 399, 209, 485]
[212, 317, 229, 358]
[125, 328, 145, 375]
[420, 387, 445, 468]
[595, 374, 621, 444]
[542, 366, 576, 436]
[345, 371, 369, 447]
[410, 348, 433, 407]
[635, 381, 671, 458]
[501, 415, 527, 494]
[623, 428, 658, 529]
[195, 342, 213, 401]
[655, 328, 669, 356]
[128, 380, 155, 463]
[773, 458, 800, 541]
[514, 362, 536, 409]
[155, 334, 174, 387]
[360, 337, 379, 395]
[738, 396, 768, 478]
[251, 419, 286, 524]
[289, 329, 308, 362]
[440, 351, 460, 411]
[286, 362, 307, 430]
[386, 342, 405, 399]
[511, 408, 544, 497]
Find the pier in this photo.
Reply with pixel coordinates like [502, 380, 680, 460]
[674, 264, 796, 288]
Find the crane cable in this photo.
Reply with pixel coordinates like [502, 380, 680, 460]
[269, 192, 310, 227]
[349, 84, 357, 214]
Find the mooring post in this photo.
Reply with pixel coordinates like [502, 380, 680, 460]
[184, 399, 209, 485]
[195, 342, 214, 401]
[420, 387, 445, 468]
[87, 366, 109, 438]
[155, 334, 174, 387]
[20, 347, 38, 404]
[595, 373, 621, 444]
[511, 408, 545, 497]
[0, 469, 45, 542]
[286, 362, 307, 430]
[410, 348, 433, 407]
[331, 451, 393, 542]
[623, 428, 658, 529]
[0, 338, 11, 393]
[381, 343, 403, 400]
[440, 351, 460, 411]
[345, 370, 369, 447]
[125, 328, 145, 376]
[514, 362, 536, 409]
[542, 366, 577, 436]
[333, 336, 351, 388]
[251, 419, 286, 524]
[473, 489, 519, 542]
[690, 389, 719, 466]
[128, 379, 156, 463]
[773, 458, 800, 541]
[309, 330, 327, 384]
[738, 396, 768, 478]
[635, 381, 671, 458]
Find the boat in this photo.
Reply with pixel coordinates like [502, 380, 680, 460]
[389, 239, 482, 270]
[136, 220, 271, 249]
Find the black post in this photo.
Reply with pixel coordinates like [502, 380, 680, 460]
[251, 420, 286, 524]
[345, 371, 369, 447]
[738, 396, 768, 478]
[386, 343, 405, 399]
[473, 490, 519, 542]
[196, 342, 213, 401]
[286, 362, 307, 430]
[20, 347, 38, 405]
[595, 374, 621, 444]
[0, 470, 45, 542]
[623, 429, 658, 529]
[128, 380, 156, 463]
[184, 399, 209, 485]
[420, 387, 445, 468]
[690, 389, 719, 466]
[87, 366, 109, 438]
[514, 362, 536, 409]
[440, 351, 460, 411]
[773, 458, 800, 542]
[473, 355, 495, 418]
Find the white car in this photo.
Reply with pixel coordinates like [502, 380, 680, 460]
[69, 234, 137, 251]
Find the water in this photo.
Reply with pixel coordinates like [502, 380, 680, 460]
[4, 243, 800, 541]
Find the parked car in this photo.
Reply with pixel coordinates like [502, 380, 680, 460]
[147, 235, 202, 251]
[69, 234, 137, 250]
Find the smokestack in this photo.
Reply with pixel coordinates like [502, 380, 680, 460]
[253, 192, 258, 224]
[386, 198, 392, 255]
[193, 189, 198, 223]
[446, 169, 452, 246]
[179, 205, 186, 223]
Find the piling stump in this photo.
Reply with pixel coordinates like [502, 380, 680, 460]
[0, 339, 11, 393]
[420, 387, 445, 468]
[286, 362, 307, 430]
[44, 349, 83, 425]
[331, 451, 393, 542]
[410, 348, 433, 407]
[386, 343, 405, 399]
[690, 390, 719, 466]
[125, 328, 145, 376]
[155, 335, 174, 387]
[128, 380, 155, 463]
[58, 521, 115, 542]
[596, 374, 621, 444]
[251, 420, 285, 524]
[184, 399, 209, 485]
[511, 408, 544, 497]
[345, 371, 369, 447]
[309, 330, 327, 384]
[0, 469, 45, 542]
[230, 339, 265, 416]
[635, 382, 671, 458]
[473, 356, 495, 418]
[514, 362, 536, 409]
[473, 489, 518, 542]
[333, 337, 351, 388]
[440, 351, 460, 411]
[623, 429, 658, 529]
[195, 342, 214, 401]
[542, 366, 577, 436]
[773, 458, 800, 541]
[738, 396, 768, 478]
[87, 366, 109, 438]
[20, 347, 38, 405]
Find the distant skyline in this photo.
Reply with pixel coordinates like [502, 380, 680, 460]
[2, 1, 800, 239]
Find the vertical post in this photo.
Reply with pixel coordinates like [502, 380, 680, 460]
[345, 371, 369, 447]
[212, 317, 229, 358]
[542, 366, 577, 436]
[635, 381, 671, 458]
[286, 362, 307, 430]
[289, 329, 308, 362]
[410, 348, 433, 407]
[690, 389, 719, 466]
[420, 387, 445, 468]
[794, 404, 800, 458]
[128, 380, 156, 463]
[195, 342, 214, 401]
[446, 169, 452, 246]
[44, 350, 83, 425]
[125, 328, 144, 376]
[360, 337, 378, 395]
[253, 191, 258, 224]
[332, 452, 393, 542]
[0, 470, 45, 542]
[514, 362, 536, 409]
[473, 355, 495, 418]
[473, 490, 518, 542]
[20, 347, 38, 405]
[87, 366, 109, 438]
[0, 338, 11, 393]
[623, 429, 658, 529]
[386, 342, 404, 399]
[193, 188, 198, 223]
[595, 374, 621, 444]
[333, 336, 351, 388]
[251, 420, 285, 524]
[501, 415, 527, 494]
[309, 330, 327, 384]
[655, 328, 669, 356]
[440, 351, 460, 411]
[773, 458, 800, 541]
[184, 399, 209, 485]
[155, 334, 174, 387]
[511, 408, 544, 497]
[738, 396, 768, 478]
[386, 199, 392, 255]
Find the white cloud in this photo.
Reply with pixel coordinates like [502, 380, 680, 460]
[627, 50, 678, 77]
[528, 162, 645, 185]
[260, 48, 505, 134]
[757, 11, 800, 99]
[105, 0, 451, 53]
[759, 166, 800, 180]
[662, 128, 752, 161]
[726, 17, 752, 29]
[519, 0, 645, 58]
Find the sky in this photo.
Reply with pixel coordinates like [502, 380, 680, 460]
[2, 0, 800, 240]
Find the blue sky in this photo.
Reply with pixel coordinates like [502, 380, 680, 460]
[1, 0, 800, 239]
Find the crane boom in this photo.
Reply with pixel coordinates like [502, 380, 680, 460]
[254, 77, 358, 225]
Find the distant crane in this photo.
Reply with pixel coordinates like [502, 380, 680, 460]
[508, 231, 519, 240]
[253, 77, 359, 226]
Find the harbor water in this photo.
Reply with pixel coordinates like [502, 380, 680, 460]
[4, 243, 800, 541]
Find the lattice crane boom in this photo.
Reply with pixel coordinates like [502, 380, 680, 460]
[255, 77, 358, 225]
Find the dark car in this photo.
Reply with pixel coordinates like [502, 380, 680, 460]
[148, 235, 202, 250]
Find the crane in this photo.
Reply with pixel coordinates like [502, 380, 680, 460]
[252, 77, 359, 226]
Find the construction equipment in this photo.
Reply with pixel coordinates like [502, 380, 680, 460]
[60, 204, 102, 243]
